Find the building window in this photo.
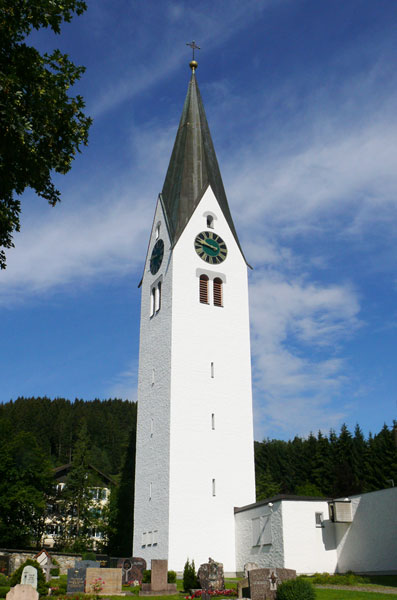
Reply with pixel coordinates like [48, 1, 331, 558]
[207, 215, 214, 229]
[155, 281, 161, 312]
[149, 482, 152, 500]
[213, 278, 223, 307]
[315, 512, 324, 527]
[199, 274, 209, 303]
[211, 413, 215, 430]
[252, 515, 272, 546]
[155, 224, 160, 239]
[150, 288, 155, 317]
[211, 362, 214, 378]
[150, 418, 154, 437]
[212, 478, 216, 496]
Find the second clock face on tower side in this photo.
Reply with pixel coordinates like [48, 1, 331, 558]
[194, 231, 228, 264]
[150, 239, 164, 274]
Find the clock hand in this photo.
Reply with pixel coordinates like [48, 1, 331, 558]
[200, 239, 218, 250]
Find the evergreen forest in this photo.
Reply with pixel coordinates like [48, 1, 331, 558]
[0, 397, 395, 553]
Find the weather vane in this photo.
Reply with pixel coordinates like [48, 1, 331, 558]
[186, 41, 200, 72]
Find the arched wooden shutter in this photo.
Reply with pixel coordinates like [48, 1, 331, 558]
[213, 278, 223, 307]
[199, 275, 209, 303]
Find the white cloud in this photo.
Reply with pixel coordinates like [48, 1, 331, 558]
[249, 270, 360, 439]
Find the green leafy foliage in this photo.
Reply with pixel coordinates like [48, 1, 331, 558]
[9, 559, 48, 596]
[0, 431, 54, 546]
[0, 0, 92, 268]
[303, 573, 370, 586]
[168, 571, 177, 584]
[183, 559, 199, 592]
[276, 578, 315, 600]
[142, 570, 151, 584]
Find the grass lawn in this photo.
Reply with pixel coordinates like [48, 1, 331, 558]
[315, 589, 397, 600]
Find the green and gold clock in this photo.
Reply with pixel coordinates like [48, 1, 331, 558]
[150, 239, 164, 274]
[194, 231, 227, 264]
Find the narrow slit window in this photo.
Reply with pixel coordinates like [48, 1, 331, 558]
[211, 362, 214, 378]
[150, 418, 154, 437]
[152, 368, 155, 386]
[199, 275, 209, 304]
[155, 224, 160, 239]
[207, 215, 214, 229]
[149, 482, 152, 500]
[150, 288, 155, 317]
[211, 413, 215, 430]
[212, 478, 216, 496]
[155, 282, 161, 312]
[213, 278, 223, 307]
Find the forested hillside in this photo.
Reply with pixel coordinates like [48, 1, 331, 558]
[255, 423, 397, 500]
[0, 397, 137, 476]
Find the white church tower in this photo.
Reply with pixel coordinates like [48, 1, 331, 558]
[133, 58, 256, 574]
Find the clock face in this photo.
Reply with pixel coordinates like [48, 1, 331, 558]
[194, 231, 227, 264]
[150, 239, 164, 274]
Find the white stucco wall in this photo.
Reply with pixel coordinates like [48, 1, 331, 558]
[168, 187, 256, 573]
[234, 501, 284, 574]
[282, 500, 337, 574]
[133, 198, 173, 564]
[335, 487, 397, 573]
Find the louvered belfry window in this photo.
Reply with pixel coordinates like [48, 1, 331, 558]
[213, 278, 223, 307]
[199, 275, 209, 303]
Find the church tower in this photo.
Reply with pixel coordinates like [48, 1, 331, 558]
[133, 59, 256, 574]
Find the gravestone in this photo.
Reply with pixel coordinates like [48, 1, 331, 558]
[75, 560, 100, 569]
[67, 568, 86, 594]
[198, 558, 224, 591]
[244, 562, 259, 577]
[140, 559, 177, 596]
[21, 567, 37, 589]
[85, 568, 122, 595]
[6, 585, 39, 600]
[248, 567, 296, 600]
[117, 557, 147, 585]
[0, 555, 10, 576]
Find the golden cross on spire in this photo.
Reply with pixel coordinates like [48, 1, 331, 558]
[186, 40, 200, 72]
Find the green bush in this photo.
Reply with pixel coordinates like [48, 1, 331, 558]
[276, 578, 315, 600]
[142, 570, 151, 583]
[306, 572, 370, 586]
[167, 570, 177, 584]
[0, 585, 10, 598]
[0, 575, 8, 586]
[9, 560, 48, 597]
[50, 568, 60, 577]
[183, 559, 199, 592]
[82, 552, 96, 561]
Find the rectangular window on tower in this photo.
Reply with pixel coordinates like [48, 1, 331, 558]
[212, 478, 216, 496]
[211, 362, 214, 378]
[211, 413, 215, 430]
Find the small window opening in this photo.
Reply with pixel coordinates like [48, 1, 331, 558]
[211, 362, 214, 378]
[155, 281, 161, 312]
[150, 418, 154, 437]
[149, 482, 152, 500]
[199, 275, 209, 304]
[211, 413, 215, 430]
[212, 478, 216, 496]
[213, 278, 223, 307]
[155, 224, 160, 239]
[315, 512, 324, 527]
[152, 368, 155, 386]
[207, 215, 214, 229]
[150, 288, 155, 317]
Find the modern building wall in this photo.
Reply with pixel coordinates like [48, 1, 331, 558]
[282, 500, 337, 574]
[335, 487, 397, 573]
[234, 500, 284, 573]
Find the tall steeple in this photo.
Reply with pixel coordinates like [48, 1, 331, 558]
[161, 63, 247, 262]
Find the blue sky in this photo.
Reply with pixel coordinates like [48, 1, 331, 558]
[1, 0, 396, 441]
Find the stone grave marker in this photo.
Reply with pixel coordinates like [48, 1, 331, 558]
[248, 567, 296, 600]
[117, 557, 147, 585]
[197, 558, 224, 591]
[6, 584, 39, 600]
[67, 568, 86, 594]
[21, 566, 37, 589]
[0, 555, 10, 576]
[85, 568, 122, 595]
[75, 560, 100, 569]
[140, 559, 177, 596]
[244, 562, 259, 577]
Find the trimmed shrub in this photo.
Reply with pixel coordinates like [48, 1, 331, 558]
[82, 552, 96, 561]
[167, 571, 177, 584]
[50, 568, 60, 577]
[142, 570, 151, 583]
[183, 559, 199, 592]
[9, 560, 48, 597]
[276, 578, 315, 600]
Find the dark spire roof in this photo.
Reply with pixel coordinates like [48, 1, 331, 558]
[161, 70, 248, 265]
